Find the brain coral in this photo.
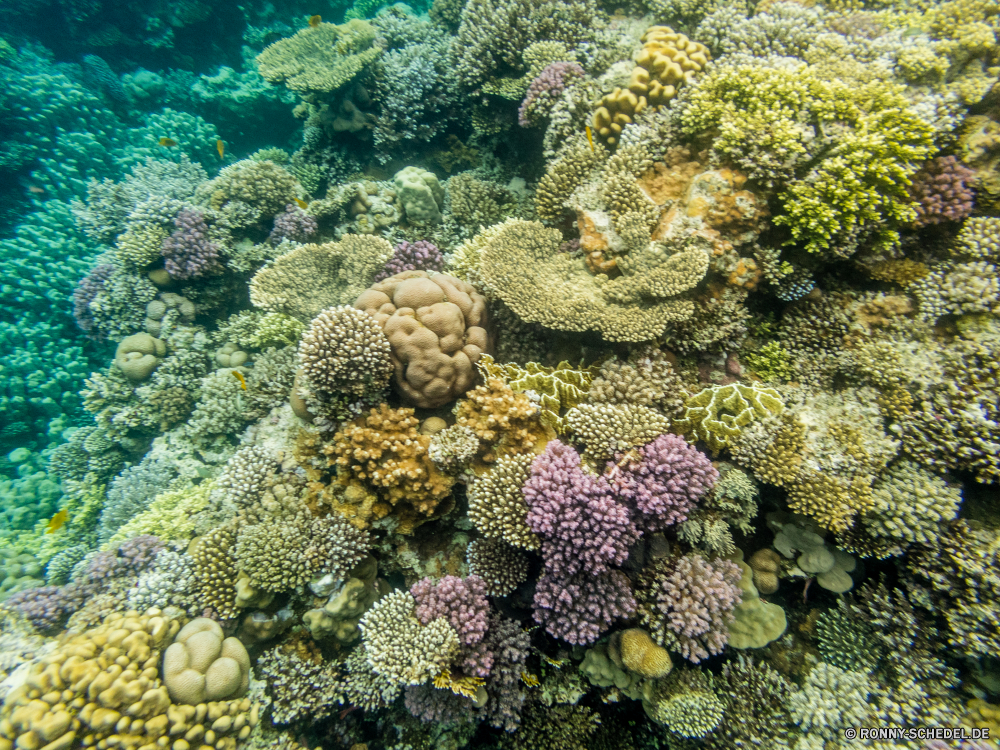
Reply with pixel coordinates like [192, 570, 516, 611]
[250, 234, 393, 321]
[256, 20, 382, 95]
[354, 270, 490, 408]
[477, 219, 706, 342]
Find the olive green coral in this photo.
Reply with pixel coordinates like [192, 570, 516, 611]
[256, 20, 382, 95]
[477, 219, 704, 342]
[249, 235, 393, 321]
[674, 383, 783, 454]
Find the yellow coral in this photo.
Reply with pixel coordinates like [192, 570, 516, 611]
[256, 20, 381, 95]
[328, 404, 455, 519]
[477, 354, 593, 432]
[618, 628, 673, 678]
[786, 470, 874, 533]
[674, 383, 784, 454]
[454, 378, 554, 465]
[593, 27, 710, 146]
[0, 609, 258, 750]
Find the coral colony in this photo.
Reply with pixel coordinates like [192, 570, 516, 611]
[2, 0, 1000, 749]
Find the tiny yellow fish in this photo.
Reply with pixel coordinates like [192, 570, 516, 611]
[216, 139, 225, 159]
[231, 370, 247, 390]
[294, 197, 309, 209]
[541, 654, 566, 668]
[309, 14, 322, 27]
[45, 509, 68, 534]
[158, 137, 177, 147]
[585, 125, 595, 153]
[521, 672, 539, 687]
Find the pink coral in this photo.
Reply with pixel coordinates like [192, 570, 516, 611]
[909, 155, 975, 227]
[533, 570, 636, 645]
[523, 440, 639, 578]
[518, 62, 585, 128]
[410, 574, 490, 646]
[161, 209, 220, 279]
[608, 433, 719, 533]
[269, 204, 318, 243]
[637, 553, 742, 663]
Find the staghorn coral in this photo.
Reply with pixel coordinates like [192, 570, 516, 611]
[588, 345, 686, 417]
[328, 404, 455, 520]
[190, 525, 240, 621]
[636, 553, 742, 663]
[250, 235, 393, 322]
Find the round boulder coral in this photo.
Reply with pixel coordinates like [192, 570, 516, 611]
[163, 617, 251, 704]
[354, 271, 490, 408]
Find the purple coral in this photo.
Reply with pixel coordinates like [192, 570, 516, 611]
[161, 209, 220, 279]
[518, 62, 585, 128]
[72, 263, 114, 337]
[410, 574, 490, 646]
[607, 434, 719, 533]
[909, 155, 975, 227]
[637, 553, 742, 663]
[479, 614, 530, 731]
[533, 569, 636, 645]
[404, 683, 475, 723]
[524, 440, 639, 578]
[374, 240, 444, 282]
[269, 204, 318, 244]
[6, 536, 163, 632]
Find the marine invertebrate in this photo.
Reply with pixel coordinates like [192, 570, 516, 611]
[477, 219, 706, 342]
[255, 641, 343, 724]
[787, 662, 872, 738]
[411, 574, 490, 645]
[466, 538, 530, 597]
[374, 240, 444, 282]
[519, 62, 584, 128]
[328, 404, 455, 520]
[636, 553, 742, 662]
[249, 234, 393, 321]
[163, 617, 251, 704]
[428, 425, 480, 473]
[467, 453, 540, 551]
[532, 569, 636, 645]
[453, 377, 550, 462]
[269, 204, 317, 243]
[354, 271, 489, 408]
[160, 208, 220, 280]
[256, 20, 382, 95]
[908, 155, 975, 226]
[564, 402, 673, 461]
[674, 383, 783, 454]
[861, 460, 961, 547]
[358, 589, 460, 686]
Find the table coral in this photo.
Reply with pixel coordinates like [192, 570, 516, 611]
[249, 234, 393, 322]
[477, 219, 704, 342]
[256, 20, 382, 96]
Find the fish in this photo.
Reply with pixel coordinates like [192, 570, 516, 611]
[521, 672, 540, 687]
[158, 137, 177, 147]
[309, 14, 321, 27]
[231, 370, 247, 390]
[216, 139, 225, 159]
[27, 185, 45, 194]
[45, 509, 68, 534]
[585, 125, 595, 153]
[294, 197, 309, 209]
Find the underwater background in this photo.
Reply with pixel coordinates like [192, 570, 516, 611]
[1, 0, 999, 748]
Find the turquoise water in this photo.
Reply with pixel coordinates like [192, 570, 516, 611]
[0, 1, 998, 748]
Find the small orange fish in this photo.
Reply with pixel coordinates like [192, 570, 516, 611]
[45, 509, 68, 534]
[309, 14, 321, 27]
[216, 139, 225, 160]
[231, 370, 247, 390]
[294, 197, 308, 209]
[158, 137, 177, 147]
[584, 125, 595, 153]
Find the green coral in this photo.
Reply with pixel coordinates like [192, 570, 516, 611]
[107, 480, 213, 546]
[256, 20, 382, 96]
[674, 383, 784, 454]
[679, 62, 934, 256]
[745, 341, 794, 383]
[477, 354, 593, 432]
